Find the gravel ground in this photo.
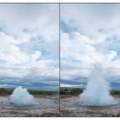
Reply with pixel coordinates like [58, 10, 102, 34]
[60, 95, 120, 117]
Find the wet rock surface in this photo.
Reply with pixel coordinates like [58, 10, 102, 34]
[0, 95, 59, 117]
[60, 95, 120, 117]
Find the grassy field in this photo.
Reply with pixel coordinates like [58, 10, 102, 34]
[111, 90, 120, 95]
[60, 88, 120, 95]
[60, 88, 83, 95]
[1, 87, 120, 96]
[0, 88, 58, 95]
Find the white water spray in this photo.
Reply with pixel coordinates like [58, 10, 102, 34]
[10, 86, 37, 106]
[80, 63, 117, 106]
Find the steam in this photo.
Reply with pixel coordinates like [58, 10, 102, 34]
[80, 63, 117, 106]
[10, 86, 37, 106]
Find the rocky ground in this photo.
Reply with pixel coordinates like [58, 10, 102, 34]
[0, 95, 59, 117]
[60, 95, 120, 117]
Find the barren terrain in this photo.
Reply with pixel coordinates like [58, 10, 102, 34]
[60, 95, 120, 117]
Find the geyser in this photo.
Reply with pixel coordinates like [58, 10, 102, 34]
[10, 86, 37, 106]
[80, 63, 117, 106]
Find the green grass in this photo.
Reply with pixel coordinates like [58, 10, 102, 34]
[111, 90, 120, 95]
[0, 88, 58, 95]
[60, 88, 120, 95]
[1, 87, 120, 96]
[60, 88, 83, 95]
[29, 91, 58, 95]
[0, 88, 12, 95]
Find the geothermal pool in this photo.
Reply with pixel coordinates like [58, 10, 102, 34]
[67, 99, 120, 110]
[0, 99, 58, 110]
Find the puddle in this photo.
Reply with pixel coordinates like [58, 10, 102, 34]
[0, 100, 58, 110]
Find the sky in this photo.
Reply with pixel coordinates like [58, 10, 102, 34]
[60, 4, 120, 90]
[0, 4, 59, 91]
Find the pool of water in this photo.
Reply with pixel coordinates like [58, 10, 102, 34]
[46, 95, 59, 99]
[67, 100, 120, 110]
[0, 100, 58, 110]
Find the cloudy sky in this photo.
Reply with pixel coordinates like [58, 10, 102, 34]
[60, 4, 120, 90]
[0, 4, 59, 91]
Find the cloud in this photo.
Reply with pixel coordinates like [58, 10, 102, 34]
[0, 84, 7, 88]
[60, 84, 84, 88]
[61, 31, 119, 66]
[0, 4, 59, 90]
[61, 4, 120, 38]
[61, 4, 120, 89]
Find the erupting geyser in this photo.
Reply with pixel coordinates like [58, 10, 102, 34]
[80, 63, 117, 106]
[10, 86, 37, 106]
